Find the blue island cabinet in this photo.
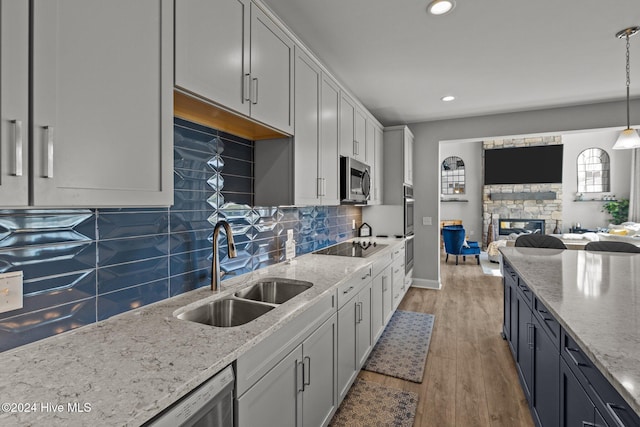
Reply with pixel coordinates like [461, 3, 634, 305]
[502, 260, 640, 427]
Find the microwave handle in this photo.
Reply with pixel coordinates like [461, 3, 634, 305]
[362, 168, 371, 199]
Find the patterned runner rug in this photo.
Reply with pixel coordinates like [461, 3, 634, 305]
[363, 310, 435, 383]
[329, 379, 418, 427]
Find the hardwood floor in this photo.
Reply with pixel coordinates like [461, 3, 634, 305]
[358, 253, 534, 427]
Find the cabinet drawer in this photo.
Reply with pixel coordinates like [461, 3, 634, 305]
[391, 244, 405, 261]
[337, 265, 372, 309]
[372, 252, 392, 278]
[561, 330, 640, 427]
[236, 292, 335, 396]
[504, 262, 518, 289]
[515, 278, 533, 308]
[533, 297, 560, 349]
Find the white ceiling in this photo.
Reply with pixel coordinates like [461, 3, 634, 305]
[261, 0, 640, 126]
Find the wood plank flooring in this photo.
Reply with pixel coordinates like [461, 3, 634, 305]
[357, 253, 534, 426]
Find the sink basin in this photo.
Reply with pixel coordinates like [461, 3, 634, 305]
[177, 298, 274, 327]
[234, 279, 313, 304]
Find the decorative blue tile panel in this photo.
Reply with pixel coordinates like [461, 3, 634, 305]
[0, 298, 96, 353]
[0, 271, 96, 320]
[97, 235, 169, 267]
[97, 279, 168, 321]
[170, 248, 211, 277]
[169, 269, 210, 297]
[0, 242, 96, 281]
[169, 211, 213, 233]
[97, 257, 169, 294]
[169, 229, 213, 255]
[97, 211, 168, 240]
[0, 212, 94, 248]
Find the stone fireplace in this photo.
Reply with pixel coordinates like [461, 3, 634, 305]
[483, 136, 563, 247]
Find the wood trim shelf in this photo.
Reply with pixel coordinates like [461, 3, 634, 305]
[174, 90, 288, 141]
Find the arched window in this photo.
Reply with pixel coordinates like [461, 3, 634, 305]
[441, 156, 465, 194]
[577, 148, 610, 193]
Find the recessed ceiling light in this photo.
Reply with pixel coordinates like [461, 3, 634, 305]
[427, 0, 455, 16]
[441, 95, 455, 102]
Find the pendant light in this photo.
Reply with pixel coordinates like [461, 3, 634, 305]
[613, 27, 640, 150]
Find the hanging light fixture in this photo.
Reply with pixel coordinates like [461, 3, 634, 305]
[613, 26, 640, 150]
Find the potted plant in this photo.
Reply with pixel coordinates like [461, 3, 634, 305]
[602, 198, 629, 225]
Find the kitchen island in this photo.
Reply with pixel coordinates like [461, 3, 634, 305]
[0, 238, 406, 426]
[500, 247, 640, 426]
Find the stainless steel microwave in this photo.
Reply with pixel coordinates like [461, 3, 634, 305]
[340, 156, 371, 204]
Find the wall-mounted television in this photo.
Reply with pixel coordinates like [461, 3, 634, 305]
[484, 145, 563, 185]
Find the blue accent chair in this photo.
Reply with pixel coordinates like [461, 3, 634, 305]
[442, 226, 480, 265]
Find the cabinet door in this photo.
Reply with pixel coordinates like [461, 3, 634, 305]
[31, 0, 173, 207]
[302, 314, 337, 427]
[337, 299, 357, 402]
[356, 283, 372, 367]
[381, 266, 393, 325]
[560, 358, 598, 427]
[532, 316, 560, 427]
[371, 126, 384, 204]
[516, 292, 533, 401]
[392, 260, 404, 311]
[371, 272, 385, 342]
[509, 281, 519, 357]
[0, 0, 28, 206]
[319, 73, 340, 205]
[237, 345, 303, 427]
[354, 108, 367, 162]
[175, 0, 249, 116]
[339, 93, 356, 158]
[293, 47, 321, 205]
[404, 130, 413, 185]
[503, 278, 512, 341]
[250, 4, 294, 135]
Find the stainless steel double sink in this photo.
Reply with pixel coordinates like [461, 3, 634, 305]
[176, 278, 313, 328]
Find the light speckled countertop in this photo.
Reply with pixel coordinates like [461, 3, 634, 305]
[500, 247, 640, 415]
[0, 238, 404, 427]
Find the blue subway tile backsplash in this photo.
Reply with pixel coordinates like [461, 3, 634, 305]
[0, 117, 361, 353]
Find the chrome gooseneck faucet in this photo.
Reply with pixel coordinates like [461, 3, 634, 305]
[211, 220, 237, 291]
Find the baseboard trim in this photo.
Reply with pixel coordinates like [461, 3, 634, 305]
[411, 278, 441, 290]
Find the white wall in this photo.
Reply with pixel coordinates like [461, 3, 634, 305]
[439, 140, 483, 242]
[408, 99, 640, 288]
[562, 129, 631, 230]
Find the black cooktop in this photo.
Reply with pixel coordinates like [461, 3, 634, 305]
[313, 241, 387, 258]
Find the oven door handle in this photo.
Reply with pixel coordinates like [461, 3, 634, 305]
[405, 234, 415, 240]
[405, 198, 415, 203]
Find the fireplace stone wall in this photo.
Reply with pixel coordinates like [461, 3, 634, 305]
[483, 136, 563, 247]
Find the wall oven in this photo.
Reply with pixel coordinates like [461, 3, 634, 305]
[404, 185, 414, 236]
[405, 234, 414, 273]
[340, 156, 371, 204]
[404, 185, 414, 273]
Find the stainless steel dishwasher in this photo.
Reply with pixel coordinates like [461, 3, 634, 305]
[148, 365, 234, 427]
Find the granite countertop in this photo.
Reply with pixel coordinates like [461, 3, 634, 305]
[500, 247, 640, 415]
[0, 237, 404, 427]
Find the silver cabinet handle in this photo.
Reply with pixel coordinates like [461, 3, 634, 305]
[355, 301, 361, 324]
[361, 270, 371, 280]
[243, 73, 251, 102]
[297, 360, 305, 392]
[44, 126, 54, 178]
[303, 356, 311, 387]
[322, 178, 326, 196]
[605, 402, 627, 427]
[359, 302, 363, 322]
[11, 120, 23, 176]
[251, 78, 258, 104]
[317, 177, 323, 197]
[565, 347, 589, 367]
[382, 275, 387, 292]
[343, 286, 354, 295]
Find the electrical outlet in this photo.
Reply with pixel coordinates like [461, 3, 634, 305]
[423, 216, 432, 226]
[352, 219, 356, 230]
[469, 230, 475, 236]
[0, 271, 23, 314]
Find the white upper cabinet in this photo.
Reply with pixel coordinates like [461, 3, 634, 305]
[175, 0, 250, 117]
[0, 0, 29, 206]
[28, 0, 174, 207]
[250, 5, 294, 134]
[383, 125, 414, 205]
[354, 107, 367, 163]
[319, 73, 340, 205]
[294, 47, 321, 205]
[175, 0, 294, 135]
[370, 124, 384, 205]
[404, 128, 414, 186]
[339, 92, 356, 159]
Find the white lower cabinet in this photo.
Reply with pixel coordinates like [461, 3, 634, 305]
[236, 344, 303, 427]
[236, 294, 337, 427]
[373, 264, 393, 341]
[337, 280, 372, 403]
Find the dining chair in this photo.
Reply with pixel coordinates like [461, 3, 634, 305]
[584, 241, 640, 253]
[514, 234, 567, 249]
